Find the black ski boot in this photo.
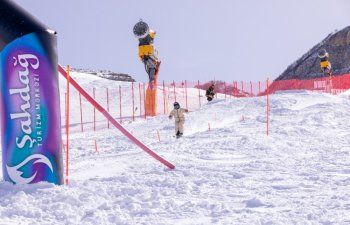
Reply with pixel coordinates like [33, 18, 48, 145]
[176, 131, 181, 139]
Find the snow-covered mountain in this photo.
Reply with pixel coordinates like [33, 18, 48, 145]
[0, 72, 349, 225]
[276, 25, 350, 80]
[71, 67, 135, 82]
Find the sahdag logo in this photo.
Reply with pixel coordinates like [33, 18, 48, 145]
[6, 154, 53, 184]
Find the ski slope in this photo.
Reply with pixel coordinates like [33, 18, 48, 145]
[0, 72, 350, 225]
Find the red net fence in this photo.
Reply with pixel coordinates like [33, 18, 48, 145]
[60, 72, 350, 135]
[59, 69, 350, 160]
[268, 73, 350, 95]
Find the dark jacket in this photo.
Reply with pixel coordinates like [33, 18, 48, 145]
[206, 87, 215, 97]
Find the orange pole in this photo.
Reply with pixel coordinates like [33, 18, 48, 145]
[143, 83, 146, 119]
[224, 82, 227, 99]
[94, 139, 99, 154]
[185, 80, 188, 110]
[93, 88, 96, 131]
[266, 79, 269, 136]
[64, 92, 66, 124]
[119, 85, 122, 123]
[132, 82, 135, 121]
[157, 130, 160, 142]
[250, 81, 253, 97]
[139, 83, 142, 117]
[65, 65, 70, 185]
[79, 93, 84, 132]
[182, 81, 185, 100]
[106, 88, 110, 128]
[173, 80, 176, 102]
[198, 80, 201, 107]
[163, 80, 166, 114]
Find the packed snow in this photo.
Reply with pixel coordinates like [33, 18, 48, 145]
[0, 72, 350, 225]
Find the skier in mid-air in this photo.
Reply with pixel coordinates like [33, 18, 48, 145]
[169, 102, 189, 138]
[133, 20, 160, 88]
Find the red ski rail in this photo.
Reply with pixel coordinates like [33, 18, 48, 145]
[58, 65, 175, 169]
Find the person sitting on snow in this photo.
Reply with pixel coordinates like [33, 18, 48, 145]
[205, 83, 216, 101]
[169, 102, 189, 138]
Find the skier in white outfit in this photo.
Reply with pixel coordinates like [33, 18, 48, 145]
[169, 102, 189, 138]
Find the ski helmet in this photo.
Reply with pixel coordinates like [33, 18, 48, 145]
[318, 49, 328, 58]
[173, 102, 180, 109]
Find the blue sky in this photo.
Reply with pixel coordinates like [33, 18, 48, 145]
[14, 0, 350, 83]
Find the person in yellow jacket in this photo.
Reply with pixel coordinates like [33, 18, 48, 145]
[318, 49, 332, 77]
[169, 102, 189, 138]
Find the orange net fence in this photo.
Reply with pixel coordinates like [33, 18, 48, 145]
[61, 72, 350, 134]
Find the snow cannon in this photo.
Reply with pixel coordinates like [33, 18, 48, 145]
[133, 20, 160, 116]
[133, 20, 150, 39]
[0, 0, 64, 185]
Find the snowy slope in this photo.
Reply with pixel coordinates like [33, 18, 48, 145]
[0, 72, 350, 225]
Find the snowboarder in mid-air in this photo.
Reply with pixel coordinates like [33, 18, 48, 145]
[133, 20, 160, 88]
[318, 49, 333, 91]
[318, 49, 332, 77]
[169, 102, 189, 138]
[205, 83, 216, 101]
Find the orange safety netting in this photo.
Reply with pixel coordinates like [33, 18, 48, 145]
[268, 73, 350, 95]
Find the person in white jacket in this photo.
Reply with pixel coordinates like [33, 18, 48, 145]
[169, 102, 189, 138]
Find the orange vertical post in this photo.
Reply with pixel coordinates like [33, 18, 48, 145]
[79, 93, 84, 132]
[198, 80, 201, 107]
[132, 82, 135, 121]
[266, 79, 269, 136]
[143, 83, 146, 118]
[119, 85, 122, 123]
[250, 81, 253, 97]
[185, 80, 188, 110]
[106, 88, 110, 128]
[139, 83, 142, 117]
[65, 65, 70, 185]
[157, 130, 160, 142]
[224, 82, 227, 99]
[94, 139, 99, 154]
[163, 80, 166, 114]
[173, 80, 176, 102]
[93, 88, 96, 131]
